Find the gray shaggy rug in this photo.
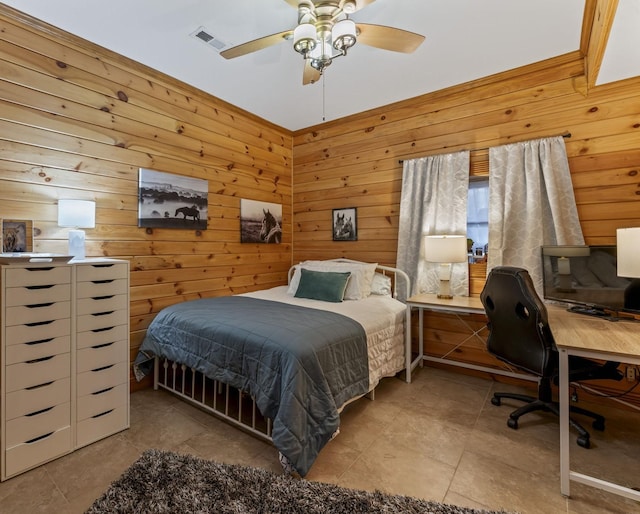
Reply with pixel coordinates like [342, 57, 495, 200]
[86, 449, 512, 514]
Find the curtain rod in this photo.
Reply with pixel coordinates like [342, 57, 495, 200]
[398, 132, 572, 164]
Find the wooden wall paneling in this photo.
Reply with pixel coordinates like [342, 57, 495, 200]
[292, 50, 640, 404]
[0, 6, 293, 392]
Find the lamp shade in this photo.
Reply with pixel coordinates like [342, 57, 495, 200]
[617, 227, 640, 278]
[424, 235, 468, 263]
[57, 199, 96, 228]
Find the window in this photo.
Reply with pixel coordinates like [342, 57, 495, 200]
[467, 178, 489, 256]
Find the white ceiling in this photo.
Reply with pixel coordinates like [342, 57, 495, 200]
[3, 0, 639, 131]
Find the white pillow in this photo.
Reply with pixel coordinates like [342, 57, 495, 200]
[370, 272, 392, 297]
[288, 260, 377, 300]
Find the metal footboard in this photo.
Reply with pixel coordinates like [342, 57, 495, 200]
[153, 357, 273, 442]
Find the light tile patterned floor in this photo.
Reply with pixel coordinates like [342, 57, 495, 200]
[1, 367, 638, 513]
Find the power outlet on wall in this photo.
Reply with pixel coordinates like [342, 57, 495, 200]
[625, 366, 637, 382]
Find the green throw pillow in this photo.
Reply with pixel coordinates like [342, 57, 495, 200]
[294, 269, 351, 303]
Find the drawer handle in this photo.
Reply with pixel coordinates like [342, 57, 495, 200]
[92, 326, 115, 333]
[92, 409, 114, 419]
[92, 279, 115, 284]
[26, 302, 55, 309]
[26, 355, 55, 364]
[26, 406, 54, 417]
[25, 320, 54, 327]
[92, 311, 115, 317]
[25, 432, 54, 444]
[26, 337, 55, 345]
[93, 295, 115, 300]
[92, 264, 114, 269]
[92, 342, 115, 349]
[25, 267, 54, 272]
[92, 364, 115, 372]
[93, 386, 114, 395]
[26, 284, 55, 290]
[26, 381, 54, 390]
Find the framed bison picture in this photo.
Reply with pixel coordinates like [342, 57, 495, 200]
[138, 168, 208, 229]
[332, 207, 357, 241]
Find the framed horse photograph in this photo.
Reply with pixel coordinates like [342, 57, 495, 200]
[240, 199, 282, 244]
[138, 168, 208, 229]
[332, 207, 357, 241]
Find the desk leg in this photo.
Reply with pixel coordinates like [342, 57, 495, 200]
[418, 307, 424, 368]
[405, 306, 412, 383]
[559, 348, 571, 497]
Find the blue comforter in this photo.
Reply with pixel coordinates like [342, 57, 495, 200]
[135, 296, 368, 476]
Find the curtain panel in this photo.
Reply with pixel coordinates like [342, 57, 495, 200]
[397, 151, 470, 299]
[488, 136, 584, 295]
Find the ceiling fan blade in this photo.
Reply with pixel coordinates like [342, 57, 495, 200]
[355, 23, 425, 53]
[220, 30, 293, 59]
[303, 59, 321, 85]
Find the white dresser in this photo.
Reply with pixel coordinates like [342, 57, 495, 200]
[0, 258, 129, 481]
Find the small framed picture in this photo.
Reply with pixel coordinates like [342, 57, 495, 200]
[2, 219, 33, 252]
[332, 207, 357, 241]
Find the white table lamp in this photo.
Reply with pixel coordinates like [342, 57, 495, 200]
[424, 234, 468, 299]
[58, 199, 96, 260]
[616, 227, 640, 311]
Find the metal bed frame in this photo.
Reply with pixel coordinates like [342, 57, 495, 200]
[152, 261, 411, 443]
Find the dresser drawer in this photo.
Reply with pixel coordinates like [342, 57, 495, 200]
[76, 405, 128, 448]
[77, 278, 127, 299]
[77, 383, 128, 421]
[5, 301, 71, 326]
[4, 266, 71, 288]
[5, 283, 71, 307]
[77, 324, 128, 350]
[4, 426, 72, 480]
[76, 294, 128, 316]
[77, 339, 127, 373]
[77, 361, 128, 396]
[5, 402, 71, 449]
[5, 378, 71, 421]
[76, 262, 128, 282]
[5, 335, 71, 365]
[5, 353, 71, 393]
[77, 309, 127, 332]
[5, 318, 70, 346]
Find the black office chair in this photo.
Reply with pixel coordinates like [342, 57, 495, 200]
[480, 266, 623, 448]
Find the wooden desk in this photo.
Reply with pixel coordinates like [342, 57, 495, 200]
[405, 294, 535, 383]
[548, 305, 640, 501]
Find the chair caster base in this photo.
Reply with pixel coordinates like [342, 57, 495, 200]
[507, 417, 518, 429]
[577, 435, 590, 448]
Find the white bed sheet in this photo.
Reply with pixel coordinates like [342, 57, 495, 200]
[241, 286, 406, 391]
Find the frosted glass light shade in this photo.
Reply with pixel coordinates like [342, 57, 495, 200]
[617, 227, 640, 278]
[57, 199, 96, 228]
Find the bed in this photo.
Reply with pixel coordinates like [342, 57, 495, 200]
[134, 259, 410, 477]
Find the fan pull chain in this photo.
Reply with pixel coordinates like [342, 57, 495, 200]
[322, 72, 326, 122]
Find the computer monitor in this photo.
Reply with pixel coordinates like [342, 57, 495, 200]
[541, 245, 638, 316]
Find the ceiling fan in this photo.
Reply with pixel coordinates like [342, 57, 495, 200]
[220, 0, 425, 85]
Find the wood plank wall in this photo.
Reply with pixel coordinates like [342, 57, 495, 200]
[0, 7, 293, 390]
[292, 52, 640, 405]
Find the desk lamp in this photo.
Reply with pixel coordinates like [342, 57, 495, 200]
[616, 227, 640, 311]
[58, 199, 95, 260]
[424, 234, 467, 299]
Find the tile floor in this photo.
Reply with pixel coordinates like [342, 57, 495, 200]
[1, 366, 639, 513]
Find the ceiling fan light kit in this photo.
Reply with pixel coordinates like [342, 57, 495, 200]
[220, 0, 425, 85]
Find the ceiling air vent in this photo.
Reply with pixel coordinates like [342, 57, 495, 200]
[190, 26, 229, 53]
